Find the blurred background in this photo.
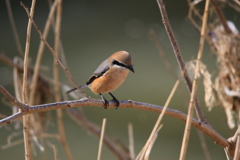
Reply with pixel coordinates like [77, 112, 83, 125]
[0, 0, 239, 159]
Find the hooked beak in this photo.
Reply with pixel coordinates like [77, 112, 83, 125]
[128, 65, 134, 73]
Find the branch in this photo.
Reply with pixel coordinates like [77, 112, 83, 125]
[157, 0, 206, 123]
[20, 2, 87, 98]
[0, 85, 229, 149]
[21, 1, 37, 158]
[210, 0, 232, 34]
[0, 85, 29, 111]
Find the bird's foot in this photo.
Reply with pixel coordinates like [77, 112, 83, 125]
[100, 94, 109, 109]
[111, 99, 120, 109]
[103, 99, 109, 109]
[108, 92, 120, 109]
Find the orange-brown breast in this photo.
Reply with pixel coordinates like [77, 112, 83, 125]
[89, 66, 130, 94]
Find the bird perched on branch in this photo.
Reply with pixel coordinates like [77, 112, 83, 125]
[66, 51, 134, 108]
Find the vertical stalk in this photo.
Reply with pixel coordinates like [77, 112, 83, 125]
[22, 1, 37, 160]
[53, 0, 73, 159]
[179, 0, 210, 159]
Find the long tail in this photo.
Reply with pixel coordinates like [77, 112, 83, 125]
[66, 84, 88, 94]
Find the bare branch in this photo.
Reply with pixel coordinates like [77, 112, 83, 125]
[29, 0, 58, 106]
[0, 85, 28, 111]
[21, 1, 37, 159]
[210, 0, 232, 34]
[20, 2, 87, 98]
[156, 0, 206, 123]
[0, 85, 229, 150]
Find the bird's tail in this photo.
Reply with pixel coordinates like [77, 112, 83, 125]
[66, 84, 88, 94]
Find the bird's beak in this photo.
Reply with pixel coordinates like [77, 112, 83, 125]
[128, 65, 134, 73]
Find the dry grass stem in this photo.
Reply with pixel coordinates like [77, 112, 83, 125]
[57, 109, 73, 160]
[157, 0, 206, 123]
[151, 26, 211, 158]
[128, 123, 135, 160]
[97, 118, 107, 160]
[137, 77, 180, 160]
[48, 142, 58, 160]
[234, 112, 240, 160]
[233, 134, 240, 160]
[210, 0, 232, 34]
[187, 0, 240, 132]
[13, 58, 23, 130]
[143, 125, 162, 160]
[2, 138, 25, 150]
[224, 148, 231, 160]
[29, 0, 58, 106]
[46, 0, 69, 69]
[179, 0, 210, 159]
[5, 0, 24, 56]
[233, 0, 240, 6]
[52, 1, 73, 159]
[13, 58, 28, 111]
[22, 0, 37, 159]
[67, 108, 130, 160]
[196, 130, 212, 160]
[53, 0, 62, 103]
[20, 2, 87, 98]
[188, 61, 216, 110]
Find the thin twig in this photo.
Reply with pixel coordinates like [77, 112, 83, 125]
[232, 0, 240, 6]
[53, 0, 61, 103]
[97, 118, 107, 160]
[20, 2, 87, 98]
[197, 130, 212, 160]
[225, 148, 231, 160]
[5, 0, 24, 56]
[2, 138, 25, 150]
[157, 0, 206, 123]
[143, 125, 162, 160]
[179, 0, 210, 159]
[128, 123, 135, 160]
[22, 1, 37, 159]
[47, 0, 69, 69]
[13, 57, 24, 130]
[210, 0, 232, 34]
[48, 142, 58, 160]
[233, 134, 240, 160]
[233, 111, 240, 160]
[150, 27, 211, 159]
[29, 0, 58, 106]
[0, 82, 28, 112]
[52, 1, 73, 159]
[137, 75, 180, 159]
[67, 108, 130, 160]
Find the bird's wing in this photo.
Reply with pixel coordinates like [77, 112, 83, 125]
[86, 59, 109, 85]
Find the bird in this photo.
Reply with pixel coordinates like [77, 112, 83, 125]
[66, 51, 134, 109]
